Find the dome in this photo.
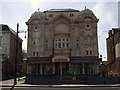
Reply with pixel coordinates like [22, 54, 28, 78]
[31, 11, 44, 17]
[80, 9, 94, 15]
[84, 9, 93, 14]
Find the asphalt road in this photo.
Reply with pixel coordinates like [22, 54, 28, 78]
[1, 86, 120, 90]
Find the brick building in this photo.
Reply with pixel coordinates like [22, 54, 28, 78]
[107, 28, 120, 77]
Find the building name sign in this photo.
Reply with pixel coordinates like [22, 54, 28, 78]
[52, 56, 69, 62]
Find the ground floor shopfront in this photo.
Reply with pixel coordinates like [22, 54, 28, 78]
[26, 56, 101, 75]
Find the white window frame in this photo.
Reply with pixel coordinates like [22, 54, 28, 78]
[54, 38, 69, 49]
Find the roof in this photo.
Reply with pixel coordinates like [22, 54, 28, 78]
[81, 9, 93, 14]
[0, 24, 22, 41]
[44, 9, 79, 13]
[31, 11, 44, 17]
[1, 24, 10, 31]
[1, 24, 16, 34]
[106, 28, 120, 40]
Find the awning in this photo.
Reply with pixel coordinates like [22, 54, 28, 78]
[52, 56, 70, 62]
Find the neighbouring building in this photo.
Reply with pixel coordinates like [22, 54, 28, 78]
[107, 28, 120, 77]
[26, 8, 101, 76]
[0, 25, 2, 77]
[0, 24, 23, 75]
[99, 61, 108, 76]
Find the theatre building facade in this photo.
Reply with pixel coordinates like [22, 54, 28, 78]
[26, 8, 101, 75]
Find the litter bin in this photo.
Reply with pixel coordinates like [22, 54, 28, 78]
[72, 74, 77, 80]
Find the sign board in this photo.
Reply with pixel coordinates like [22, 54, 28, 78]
[52, 56, 69, 62]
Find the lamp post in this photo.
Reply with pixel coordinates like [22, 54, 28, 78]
[13, 23, 26, 85]
[14, 23, 19, 85]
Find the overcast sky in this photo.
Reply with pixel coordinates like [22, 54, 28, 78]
[1, 0, 119, 61]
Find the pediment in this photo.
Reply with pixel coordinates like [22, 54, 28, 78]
[50, 13, 74, 23]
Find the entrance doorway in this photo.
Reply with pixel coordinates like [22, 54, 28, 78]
[55, 62, 69, 75]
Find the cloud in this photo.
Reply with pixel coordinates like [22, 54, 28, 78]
[28, 0, 42, 11]
[93, 2, 111, 24]
[92, 2, 118, 60]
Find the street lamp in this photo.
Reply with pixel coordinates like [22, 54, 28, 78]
[13, 23, 26, 85]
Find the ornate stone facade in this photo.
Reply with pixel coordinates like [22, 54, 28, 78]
[26, 8, 101, 75]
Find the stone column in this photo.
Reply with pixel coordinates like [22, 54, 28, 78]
[82, 63, 85, 74]
[53, 62, 55, 74]
[27, 64, 33, 75]
[60, 62, 62, 75]
[69, 62, 70, 74]
[39, 64, 41, 75]
[40, 63, 43, 75]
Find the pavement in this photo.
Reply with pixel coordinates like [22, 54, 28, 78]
[1, 84, 120, 90]
[25, 75, 120, 85]
[1, 75, 120, 90]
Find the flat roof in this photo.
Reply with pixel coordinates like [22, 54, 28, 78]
[44, 9, 79, 13]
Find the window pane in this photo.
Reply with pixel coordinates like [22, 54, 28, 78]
[58, 39, 61, 41]
[62, 43, 65, 48]
[33, 52, 35, 56]
[45, 44, 48, 49]
[70, 13, 74, 17]
[76, 43, 79, 48]
[55, 43, 57, 48]
[58, 43, 61, 48]
[49, 14, 53, 17]
[66, 43, 69, 48]
[86, 51, 89, 55]
[36, 52, 39, 56]
[90, 51, 92, 55]
[33, 42, 35, 45]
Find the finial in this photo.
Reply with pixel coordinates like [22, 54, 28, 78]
[85, 6, 87, 9]
[38, 8, 40, 12]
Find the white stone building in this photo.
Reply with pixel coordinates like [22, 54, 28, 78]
[26, 8, 101, 75]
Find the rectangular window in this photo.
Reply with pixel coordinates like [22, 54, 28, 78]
[45, 44, 48, 49]
[55, 43, 57, 48]
[33, 41, 35, 45]
[45, 40, 48, 49]
[33, 52, 35, 56]
[76, 43, 79, 48]
[62, 43, 65, 48]
[36, 52, 39, 56]
[86, 51, 89, 55]
[70, 13, 74, 17]
[58, 43, 61, 48]
[66, 43, 69, 48]
[58, 39, 61, 41]
[62, 39, 65, 41]
[49, 14, 53, 17]
[90, 51, 92, 55]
